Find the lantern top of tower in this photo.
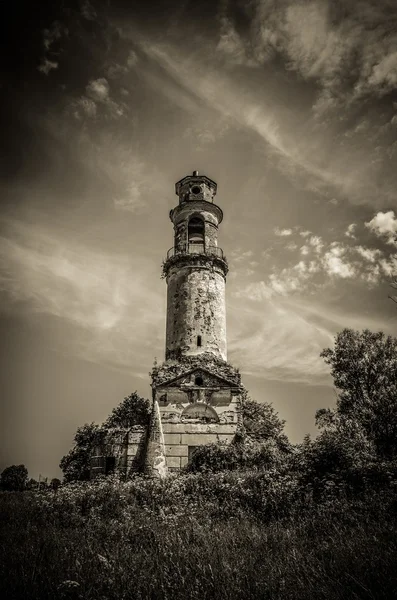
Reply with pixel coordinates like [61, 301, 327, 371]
[175, 171, 217, 204]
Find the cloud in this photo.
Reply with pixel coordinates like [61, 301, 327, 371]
[137, 39, 396, 207]
[286, 242, 298, 251]
[183, 118, 230, 148]
[42, 21, 63, 51]
[345, 223, 357, 239]
[216, 17, 257, 67]
[86, 78, 110, 102]
[379, 254, 397, 277]
[308, 235, 324, 254]
[38, 58, 59, 75]
[80, 0, 97, 21]
[38, 20, 65, 75]
[230, 249, 254, 263]
[366, 211, 397, 245]
[105, 156, 161, 215]
[113, 180, 147, 213]
[74, 97, 97, 118]
[355, 245, 382, 263]
[127, 50, 138, 68]
[274, 227, 293, 236]
[71, 78, 124, 120]
[322, 243, 356, 279]
[228, 298, 333, 384]
[0, 218, 163, 368]
[249, 0, 397, 108]
[106, 50, 139, 80]
[237, 223, 395, 298]
[235, 259, 321, 300]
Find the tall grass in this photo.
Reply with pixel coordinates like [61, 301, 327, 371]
[1, 472, 397, 599]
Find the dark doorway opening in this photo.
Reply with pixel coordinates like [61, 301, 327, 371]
[105, 456, 116, 474]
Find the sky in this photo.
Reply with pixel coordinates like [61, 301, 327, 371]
[1, 0, 397, 479]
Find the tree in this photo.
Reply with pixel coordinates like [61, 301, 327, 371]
[60, 392, 151, 482]
[26, 478, 38, 490]
[318, 328, 397, 460]
[60, 423, 106, 483]
[50, 478, 61, 491]
[187, 395, 291, 473]
[104, 392, 151, 429]
[0, 465, 28, 491]
[240, 393, 291, 451]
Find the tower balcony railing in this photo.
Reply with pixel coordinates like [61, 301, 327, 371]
[166, 244, 225, 260]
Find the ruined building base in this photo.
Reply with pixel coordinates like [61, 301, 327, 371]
[90, 354, 243, 477]
[151, 353, 243, 472]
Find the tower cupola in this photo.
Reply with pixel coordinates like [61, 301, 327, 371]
[175, 170, 218, 204]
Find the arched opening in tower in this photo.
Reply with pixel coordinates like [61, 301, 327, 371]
[188, 216, 204, 254]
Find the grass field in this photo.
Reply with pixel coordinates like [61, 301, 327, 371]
[1, 472, 397, 600]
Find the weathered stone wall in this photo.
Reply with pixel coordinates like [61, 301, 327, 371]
[151, 354, 243, 472]
[90, 426, 146, 478]
[165, 262, 227, 361]
[162, 421, 238, 470]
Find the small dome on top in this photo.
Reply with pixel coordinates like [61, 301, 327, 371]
[175, 171, 217, 204]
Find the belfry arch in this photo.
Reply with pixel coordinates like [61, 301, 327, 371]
[188, 215, 205, 252]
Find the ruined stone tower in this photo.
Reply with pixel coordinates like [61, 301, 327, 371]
[151, 171, 243, 471]
[91, 171, 243, 478]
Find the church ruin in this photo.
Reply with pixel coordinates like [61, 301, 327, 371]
[91, 171, 244, 477]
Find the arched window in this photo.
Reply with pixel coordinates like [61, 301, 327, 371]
[188, 216, 204, 253]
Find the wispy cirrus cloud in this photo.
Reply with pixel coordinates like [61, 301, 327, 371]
[228, 299, 333, 384]
[135, 38, 394, 207]
[0, 218, 163, 368]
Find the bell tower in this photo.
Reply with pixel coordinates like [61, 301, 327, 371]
[151, 170, 243, 472]
[164, 170, 228, 361]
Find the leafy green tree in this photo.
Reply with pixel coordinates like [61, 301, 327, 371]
[104, 392, 151, 429]
[0, 464, 28, 491]
[319, 328, 397, 460]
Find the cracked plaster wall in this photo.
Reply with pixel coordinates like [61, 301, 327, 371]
[165, 263, 227, 361]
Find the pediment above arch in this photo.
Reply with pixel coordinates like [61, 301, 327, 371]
[155, 367, 238, 390]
